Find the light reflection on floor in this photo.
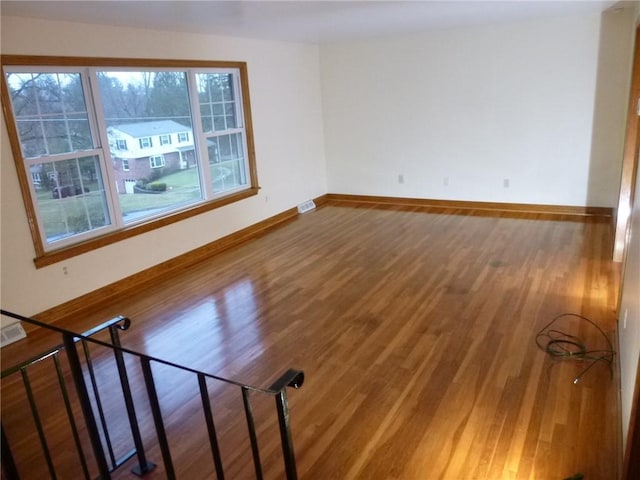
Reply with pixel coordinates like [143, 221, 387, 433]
[136, 277, 265, 384]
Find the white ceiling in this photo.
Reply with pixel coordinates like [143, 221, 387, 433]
[1, 1, 622, 44]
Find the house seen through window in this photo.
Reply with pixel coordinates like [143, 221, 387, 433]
[1, 57, 257, 263]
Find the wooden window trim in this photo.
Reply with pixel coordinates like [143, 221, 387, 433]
[0, 55, 259, 269]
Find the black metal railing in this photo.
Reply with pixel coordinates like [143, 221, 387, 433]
[0, 309, 304, 479]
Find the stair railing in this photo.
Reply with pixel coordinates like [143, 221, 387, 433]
[0, 309, 304, 480]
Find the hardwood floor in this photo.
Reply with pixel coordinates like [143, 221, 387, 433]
[1, 203, 620, 479]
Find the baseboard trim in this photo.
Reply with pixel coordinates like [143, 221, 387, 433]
[325, 194, 613, 218]
[34, 206, 300, 326]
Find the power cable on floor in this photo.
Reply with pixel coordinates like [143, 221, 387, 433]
[535, 313, 615, 384]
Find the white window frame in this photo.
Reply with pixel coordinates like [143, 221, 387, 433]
[149, 155, 165, 169]
[116, 139, 127, 150]
[122, 158, 130, 171]
[2, 67, 120, 250]
[190, 69, 251, 199]
[178, 131, 189, 142]
[1, 56, 258, 267]
[159, 134, 171, 146]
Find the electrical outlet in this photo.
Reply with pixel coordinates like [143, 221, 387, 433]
[63, 266, 69, 276]
[503, 178, 510, 188]
[623, 309, 628, 329]
[444, 176, 449, 186]
[398, 174, 405, 184]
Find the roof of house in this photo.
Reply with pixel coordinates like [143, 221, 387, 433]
[110, 120, 191, 138]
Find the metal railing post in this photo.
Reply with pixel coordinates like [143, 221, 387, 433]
[198, 374, 225, 480]
[53, 354, 91, 479]
[1, 423, 20, 480]
[81, 341, 118, 467]
[62, 333, 111, 479]
[275, 389, 298, 480]
[109, 322, 156, 476]
[242, 387, 263, 480]
[140, 358, 175, 480]
[269, 369, 304, 480]
[21, 368, 57, 478]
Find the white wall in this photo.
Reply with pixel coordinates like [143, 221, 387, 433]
[619, 0, 640, 458]
[0, 16, 327, 317]
[320, 12, 630, 207]
[620, 146, 640, 454]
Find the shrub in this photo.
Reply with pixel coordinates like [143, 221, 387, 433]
[147, 182, 167, 192]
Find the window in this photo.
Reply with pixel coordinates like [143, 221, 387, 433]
[196, 72, 248, 194]
[139, 137, 152, 149]
[2, 56, 257, 266]
[149, 155, 164, 168]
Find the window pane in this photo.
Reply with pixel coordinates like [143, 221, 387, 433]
[44, 120, 72, 154]
[6, 72, 93, 158]
[207, 133, 247, 194]
[224, 103, 237, 129]
[196, 73, 238, 133]
[17, 120, 46, 158]
[67, 116, 93, 150]
[97, 71, 202, 222]
[34, 155, 111, 243]
[213, 116, 226, 131]
[200, 107, 213, 132]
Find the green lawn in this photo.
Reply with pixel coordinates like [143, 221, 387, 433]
[38, 164, 242, 241]
[119, 168, 203, 215]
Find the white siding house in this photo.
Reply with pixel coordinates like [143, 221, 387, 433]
[107, 120, 196, 192]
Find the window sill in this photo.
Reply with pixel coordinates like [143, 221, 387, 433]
[33, 187, 259, 268]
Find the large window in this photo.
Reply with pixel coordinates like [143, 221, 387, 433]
[1, 57, 257, 267]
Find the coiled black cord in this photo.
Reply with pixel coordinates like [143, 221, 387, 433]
[535, 313, 615, 383]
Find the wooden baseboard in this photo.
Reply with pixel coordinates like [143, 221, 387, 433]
[34, 206, 300, 325]
[325, 194, 614, 218]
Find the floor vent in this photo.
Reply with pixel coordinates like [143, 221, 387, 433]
[1, 322, 27, 348]
[297, 200, 316, 214]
